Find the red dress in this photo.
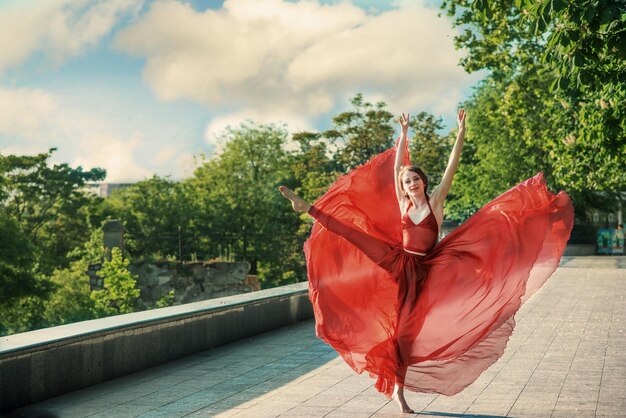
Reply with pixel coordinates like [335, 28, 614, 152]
[304, 145, 574, 398]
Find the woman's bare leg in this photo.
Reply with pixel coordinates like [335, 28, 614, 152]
[279, 186, 311, 213]
[392, 383, 414, 414]
[280, 186, 393, 268]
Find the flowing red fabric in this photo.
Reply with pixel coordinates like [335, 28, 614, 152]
[304, 144, 574, 398]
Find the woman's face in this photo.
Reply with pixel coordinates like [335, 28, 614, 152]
[402, 171, 424, 197]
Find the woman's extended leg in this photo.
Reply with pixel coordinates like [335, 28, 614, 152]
[278, 186, 311, 213]
[279, 186, 393, 267]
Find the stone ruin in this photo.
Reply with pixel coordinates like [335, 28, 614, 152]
[130, 260, 260, 306]
[89, 219, 261, 307]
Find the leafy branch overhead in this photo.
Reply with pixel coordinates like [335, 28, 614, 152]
[442, 0, 626, 91]
[441, 0, 625, 195]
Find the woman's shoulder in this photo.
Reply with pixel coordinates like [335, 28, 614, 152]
[399, 197, 411, 213]
[428, 187, 445, 210]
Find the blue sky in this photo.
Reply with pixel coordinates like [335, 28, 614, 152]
[0, 0, 480, 182]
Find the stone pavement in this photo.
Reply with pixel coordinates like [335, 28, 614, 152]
[9, 257, 625, 418]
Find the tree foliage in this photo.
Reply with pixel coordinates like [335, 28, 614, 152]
[43, 259, 94, 325]
[0, 150, 106, 335]
[105, 177, 195, 260]
[527, 0, 626, 92]
[441, 0, 626, 90]
[408, 112, 453, 187]
[290, 94, 399, 198]
[0, 149, 106, 271]
[289, 131, 337, 203]
[322, 93, 396, 172]
[90, 247, 140, 317]
[190, 122, 300, 283]
[0, 214, 40, 301]
[441, 0, 625, 208]
[0, 213, 50, 335]
[445, 69, 558, 220]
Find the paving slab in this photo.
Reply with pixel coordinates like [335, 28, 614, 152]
[8, 256, 625, 417]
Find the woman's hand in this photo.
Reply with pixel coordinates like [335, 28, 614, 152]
[457, 109, 466, 131]
[399, 113, 410, 137]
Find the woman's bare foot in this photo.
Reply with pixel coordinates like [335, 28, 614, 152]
[392, 384, 414, 414]
[278, 186, 311, 212]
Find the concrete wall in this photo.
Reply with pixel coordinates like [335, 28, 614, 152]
[0, 282, 313, 413]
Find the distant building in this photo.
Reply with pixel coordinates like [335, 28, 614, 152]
[588, 193, 624, 228]
[83, 183, 134, 198]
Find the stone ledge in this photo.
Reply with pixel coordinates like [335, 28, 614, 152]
[0, 282, 313, 413]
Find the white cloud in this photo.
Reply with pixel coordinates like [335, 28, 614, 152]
[203, 108, 314, 150]
[0, 0, 480, 183]
[0, 144, 54, 158]
[73, 134, 152, 182]
[0, 87, 58, 137]
[116, 0, 476, 123]
[0, 86, 153, 182]
[173, 151, 198, 179]
[154, 145, 178, 164]
[0, 0, 142, 73]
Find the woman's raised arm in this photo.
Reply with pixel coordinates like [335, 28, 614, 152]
[394, 113, 410, 208]
[432, 109, 465, 206]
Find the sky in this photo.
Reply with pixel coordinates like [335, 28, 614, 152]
[0, 0, 481, 182]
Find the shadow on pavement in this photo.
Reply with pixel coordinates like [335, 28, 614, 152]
[419, 412, 506, 418]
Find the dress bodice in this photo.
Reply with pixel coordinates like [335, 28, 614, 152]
[402, 199, 439, 254]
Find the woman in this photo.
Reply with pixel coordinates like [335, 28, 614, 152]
[279, 110, 573, 413]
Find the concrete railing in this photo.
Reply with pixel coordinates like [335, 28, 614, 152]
[0, 282, 313, 413]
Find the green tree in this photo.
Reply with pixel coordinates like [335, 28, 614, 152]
[105, 177, 196, 261]
[43, 227, 109, 326]
[0, 213, 51, 335]
[0, 149, 106, 271]
[0, 214, 41, 302]
[66, 226, 106, 264]
[190, 122, 300, 285]
[155, 290, 175, 308]
[0, 149, 105, 334]
[441, 0, 626, 89]
[323, 93, 396, 172]
[526, 0, 626, 93]
[42, 192, 108, 268]
[43, 258, 95, 325]
[293, 97, 453, 199]
[408, 112, 454, 187]
[90, 247, 140, 317]
[290, 94, 399, 202]
[289, 131, 338, 203]
[440, 0, 625, 208]
[0, 296, 49, 336]
[444, 69, 559, 220]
